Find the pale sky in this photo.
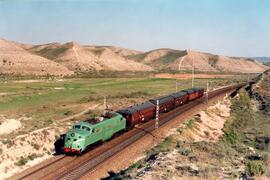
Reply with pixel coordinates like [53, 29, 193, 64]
[0, 0, 269, 57]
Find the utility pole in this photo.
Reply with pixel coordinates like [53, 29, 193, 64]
[155, 100, 159, 129]
[206, 81, 209, 106]
[175, 81, 180, 92]
[103, 96, 107, 115]
[192, 56, 195, 88]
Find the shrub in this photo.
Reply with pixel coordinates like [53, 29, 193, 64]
[155, 136, 177, 152]
[246, 161, 264, 176]
[28, 153, 38, 160]
[194, 141, 209, 151]
[147, 136, 177, 155]
[64, 110, 73, 116]
[54, 135, 59, 140]
[179, 148, 192, 156]
[129, 160, 143, 170]
[15, 154, 39, 166]
[15, 157, 28, 166]
[223, 130, 238, 144]
[1, 139, 14, 147]
[177, 128, 183, 134]
[31, 143, 40, 150]
[204, 131, 210, 136]
[186, 120, 194, 129]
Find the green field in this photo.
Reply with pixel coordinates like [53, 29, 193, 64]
[0, 76, 246, 138]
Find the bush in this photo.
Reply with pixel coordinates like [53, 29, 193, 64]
[223, 130, 238, 144]
[1, 139, 14, 147]
[186, 120, 194, 129]
[177, 128, 183, 134]
[64, 110, 73, 116]
[28, 153, 38, 160]
[129, 160, 143, 170]
[31, 143, 40, 150]
[204, 131, 210, 136]
[15, 157, 29, 166]
[246, 161, 264, 176]
[155, 136, 177, 152]
[147, 136, 177, 155]
[194, 141, 209, 151]
[15, 154, 39, 166]
[179, 148, 192, 156]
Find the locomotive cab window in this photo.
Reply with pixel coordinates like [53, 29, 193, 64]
[92, 128, 95, 133]
[73, 125, 81, 129]
[82, 126, 91, 131]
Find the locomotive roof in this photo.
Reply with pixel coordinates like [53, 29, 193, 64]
[149, 95, 174, 104]
[83, 112, 120, 125]
[170, 91, 188, 98]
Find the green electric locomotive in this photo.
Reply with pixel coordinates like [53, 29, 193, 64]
[63, 112, 126, 154]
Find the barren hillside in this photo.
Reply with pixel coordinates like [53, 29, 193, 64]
[0, 39, 73, 76]
[127, 49, 268, 73]
[26, 42, 153, 72]
[1, 38, 268, 76]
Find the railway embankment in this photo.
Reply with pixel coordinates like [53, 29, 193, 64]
[106, 76, 270, 179]
[0, 126, 64, 179]
[247, 69, 270, 114]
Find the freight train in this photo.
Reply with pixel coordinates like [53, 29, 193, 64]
[63, 87, 204, 154]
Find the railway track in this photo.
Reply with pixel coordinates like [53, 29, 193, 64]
[10, 83, 246, 180]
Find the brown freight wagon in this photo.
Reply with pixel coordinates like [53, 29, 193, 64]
[117, 107, 139, 128]
[170, 91, 189, 107]
[183, 88, 205, 101]
[149, 95, 175, 113]
[196, 88, 205, 98]
[133, 102, 156, 122]
[182, 88, 197, 101]
[117, 102, 155, 128]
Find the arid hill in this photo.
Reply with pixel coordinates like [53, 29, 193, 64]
[0, 39, 73, 76]
[25, 42, 152, 72]
[127, 49, 268, 73]
[0, 38, 268, 76]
